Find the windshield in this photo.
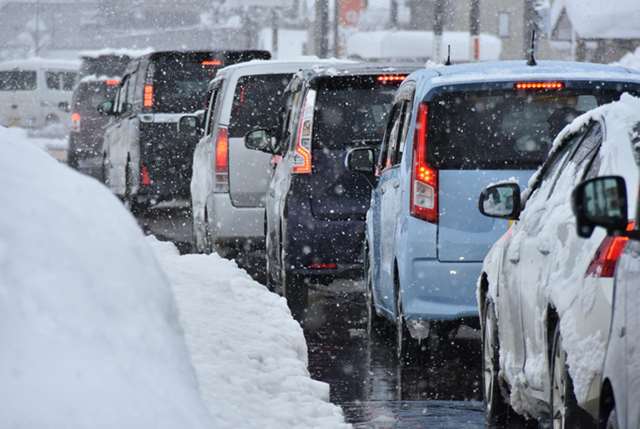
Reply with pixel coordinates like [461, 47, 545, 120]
[74, 82, 120, 111]
[313, 76, 400, 150]
[427, 88, 626, 169]
[0, 71, 36, 91]
[228, 74, 292, 138]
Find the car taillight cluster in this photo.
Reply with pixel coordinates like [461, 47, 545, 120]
[586, 222, 634, 278]
[106, 80, 120, 86]
[410, 102, 437, 223]
[515, 82, 564, 90]
[378, 75, 406, 82]
[143, 85, 153, 109]
[292, 91, 316, 174]
[214, 127, 229, 192]
[70, 112, 81, 132]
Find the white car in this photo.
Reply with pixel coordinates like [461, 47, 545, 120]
[189, 58, 350, 258]
[477, 94, 640, 428]
[0, 58, 79, 134]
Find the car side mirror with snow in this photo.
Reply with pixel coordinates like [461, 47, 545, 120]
[478, 183, 521, 220]
[571, 176, 638, 239]
[244, 129, 276, 154]
[346, 147, 378, 188]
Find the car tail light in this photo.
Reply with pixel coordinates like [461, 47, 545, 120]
[292, 90, 317, 174]
[309, 263, 337, 269]
[202, 60, 222, 66]
[141, 166, 151, 186]
[586, 222, 634, 278]
[214, 127, 229, 192]
[377, 75, 406, 82]
[106, 80, 120, 85]
[70, 112, 81, 132]
[143, 85, 153, 109]
[410, 102, 437, 223]
[515, 82, 564, 90]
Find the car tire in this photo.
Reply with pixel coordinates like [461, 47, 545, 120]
[483, 299, 510, 427]
[124, 161, 147, 216]
[550, 324, 592, 429]
[395, 274, 412, 365]
[606, 408, 619, 429]
[365, 245, 387, 340]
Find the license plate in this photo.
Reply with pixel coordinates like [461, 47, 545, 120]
[9, 118, 20, 127]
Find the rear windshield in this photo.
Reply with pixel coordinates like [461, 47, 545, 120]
[0, 71, 36, 91]
[427, 88, 627, 169]
[74, 81, 119, 111]
[228, 74, 292, 138]
[313, 76, 401, 150]
[80, 56, 131, 77]
[152, 56, 221, 113]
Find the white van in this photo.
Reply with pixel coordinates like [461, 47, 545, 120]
[0, 58, 80, 133]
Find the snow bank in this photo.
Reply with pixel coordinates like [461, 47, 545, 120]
[0, 127, 216, 429]
[614, 46, 640, 72]
[149, 237, 351, 429]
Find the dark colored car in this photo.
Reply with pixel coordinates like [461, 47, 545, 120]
[100, 50, 270, 212]
[245, 63, 418, 318]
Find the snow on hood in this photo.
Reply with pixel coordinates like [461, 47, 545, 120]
[0, 128, 216, 429]
[149, 238, 351, 429]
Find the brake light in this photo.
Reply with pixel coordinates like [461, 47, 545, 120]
[141, 166, 151, 186]
[143, 85, 153, 107]
[515, 82, 564, 90]
[377, 75, 406, 82]
[202, 60, 222, 66]
[309, 263, 337, 269]
[292, 91, 317, 174]
[214, 127, 229, 192]
[106, 80, 120, 85]
[586, 222, 634, 278]
[70, 112, 81, 132]
[410, 102, 437, 223]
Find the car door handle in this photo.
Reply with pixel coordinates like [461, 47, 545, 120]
[393, 180, 400, 188]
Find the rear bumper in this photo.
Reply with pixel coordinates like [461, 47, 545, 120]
[208, 193, 265, 251]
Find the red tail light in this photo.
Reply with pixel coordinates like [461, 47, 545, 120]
[410, 102, 437, 223]
[586, 222, 634, 278]
[309, 263, 337, 269]
[292, 91, 316, 174]
[106, 80, 120, 85]
[70, 112, 81, 132]
[141, 166, 151, 186]
[515, 82, 564, 90]
[214, 127, 229, 192]
[202, 60, 222, 66]
[143, 85, 153, 108]
[377, 75, 406, 82]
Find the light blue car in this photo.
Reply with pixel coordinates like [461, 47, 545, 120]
[346, 60, 640, 362]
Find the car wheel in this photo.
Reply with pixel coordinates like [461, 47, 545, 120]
[395, 274, 412, 364]
[606, 408, 619, 429]
[483, 299, 509, 426]
[365, 246, 387, 340]
[550, 324, 591, 429]
[124, 161, 147, 216]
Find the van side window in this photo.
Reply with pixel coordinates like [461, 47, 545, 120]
[378, 103, 402, 172]
[114, 75, 131, 115]
[205, 87, 220, 136]
[45, 71, 77, 91]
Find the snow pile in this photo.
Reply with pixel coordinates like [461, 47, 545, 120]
[614, 46, 640, 72]
[0, 127, 216, 429]
[149, 237, 351, 429]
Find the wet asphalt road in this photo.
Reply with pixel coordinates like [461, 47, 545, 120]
[137, 206, 486, 428]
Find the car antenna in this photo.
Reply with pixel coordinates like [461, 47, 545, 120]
[527, 30, 537, 66]
[445, 45, 452, 66]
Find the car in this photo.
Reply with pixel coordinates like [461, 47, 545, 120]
[345, 60, 640, 365]
[478, 93, 640, 428]
[186, 59, 348, 259]
[0, 58, 79, 135]
[67, 76, 121, 178]
[99, 50, 270, 213]
[570, 98, 640, 429]
[245, 63, 419, 319]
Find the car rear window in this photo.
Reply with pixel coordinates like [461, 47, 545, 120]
[0, 71, 36, 91]
[152, 56, 221, 113]
[228, 73, 292, 138]
[74, 82, 119, 111]
[313, 76, 400, 150]
[427, 88, 626, 170]
[80, 56, 131, 77]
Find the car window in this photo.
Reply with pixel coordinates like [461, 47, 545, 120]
[114, 75, 131, 115]
[0, 71, 36, 91]
[45, 71, 77, 91]
[205, 87, 220, 137]
[397, 100, 413, 163]
[379, 103, 403, 171]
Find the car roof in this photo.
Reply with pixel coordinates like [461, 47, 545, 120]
[0, 58, 81, 71]
[409, 60, 640, 87]
[293, 61, 423, 85]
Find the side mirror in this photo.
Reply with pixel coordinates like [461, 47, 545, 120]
[346, 147, 378, 188]
[58, 101, 70, 112]
[571, 176, 629, 238]
[245, 129, 275, 154]
[178, 115, 203, 138]
[97, 100, 115, 116]
[478, 183, 521, 219]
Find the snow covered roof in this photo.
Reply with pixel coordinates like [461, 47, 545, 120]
[346, 31, 502, 62]
[0, 57, 81, 71]
[550, 0, 640, 39]
[78, 48, 155, 59]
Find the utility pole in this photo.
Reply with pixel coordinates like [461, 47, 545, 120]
[433, 0, 445, 63]
[315, 0, 329, 58]
[272, 9, 279, 58]
[390, 0, 398, 29]
[523, 0, 536, 60]
[470, 0, 480, 61]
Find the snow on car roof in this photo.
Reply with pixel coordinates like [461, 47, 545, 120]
[78, 48, 154, 59]
[79, 74, 121, 83]
[0, 57, 81, 71]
